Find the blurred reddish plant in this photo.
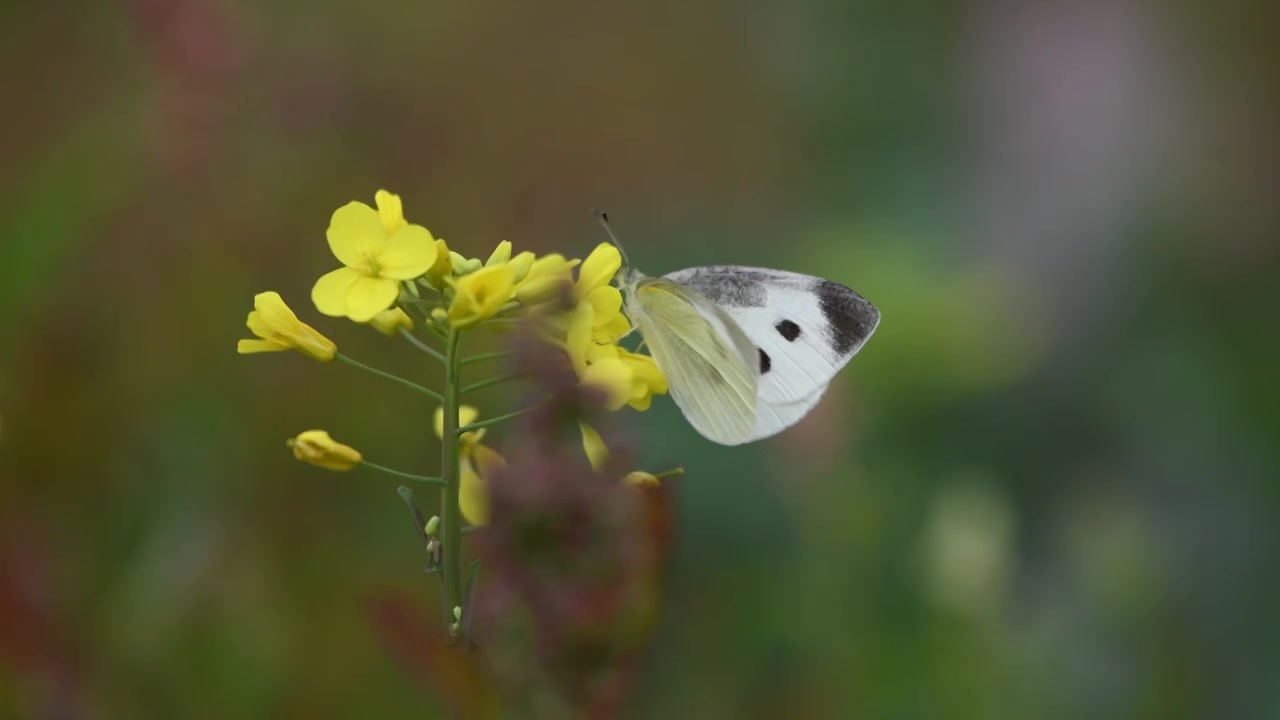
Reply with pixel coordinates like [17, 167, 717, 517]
[372, 338, 674, 719]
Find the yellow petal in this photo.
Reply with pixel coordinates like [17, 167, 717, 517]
[565, 302, 595, 372]
[515, 275, 572, 305]
[459, 405, 486, 446]
[580, 357, 633, 410]
[312, 267, 363, 317]
[378, 224, 439, 280]
[580, 422, 609, 471]
[620, 349, 666, 409]
[628, 393, 653, 411]
[326, 202, 385, 271]
[515, 254, 578, 305]
[621, 350, 667, 392]
[375, 190, 406, 234]
[245, 310, 273, 338]
[345, 276, 400, 322]
[577, 243, 622, 295]
[586, 286, 622, 320]
[585, 341, 620, 364]
[593, 308, 633, 344]
[253, 291, 296, 328]
[459, 458, 488, 526]
[433, 405, 487, 447]
[237, 338, 288, 354]
[461, 445, 505, 526]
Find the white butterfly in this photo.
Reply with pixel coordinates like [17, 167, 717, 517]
[604, 216, 880, 445]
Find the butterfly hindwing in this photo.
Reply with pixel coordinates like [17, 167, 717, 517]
[627, 278, 760, 445]
[663, 266, 879, 438]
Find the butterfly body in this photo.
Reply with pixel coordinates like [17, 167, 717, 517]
[619, 263, 879, 445]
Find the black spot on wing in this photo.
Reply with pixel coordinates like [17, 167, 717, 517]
[758, 348, 772, 374]
[677, 269, 768, 307]
[775, 319, 801, 342]
[816, 280, 879, 355]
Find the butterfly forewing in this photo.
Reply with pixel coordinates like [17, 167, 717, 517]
[663, 266, 879, 439]
[629, 279, 759, 445]
[664, 266, 878, 401]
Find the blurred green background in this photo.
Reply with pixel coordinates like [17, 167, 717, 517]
[3, 1, 1278, 717]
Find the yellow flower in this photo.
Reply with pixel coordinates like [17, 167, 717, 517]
[368, 307, 413, 336]
[434, 405, 486, 447]
[460, 443, 505, 525]
[581, 357, 634, 410]
[618, 349, 667, 410]
[237, 292, 336, 362]
[447, 263, 516, 330]
[563, 300, 659, 410]
[288, 430, 362, 471]
[515, 254, 579, 305]
[312, 190, 439, 322]
[434, 406, 500, 525]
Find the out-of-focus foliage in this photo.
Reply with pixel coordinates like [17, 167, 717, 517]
[1, 1, 1277, 718]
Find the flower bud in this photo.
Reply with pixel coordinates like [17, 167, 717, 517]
[287, 430, 361, 471]
[450, 251, 483, 276]
[368, 307, 414, 336]
[424, 515, 440, 537]
[486, 240, 512, 266]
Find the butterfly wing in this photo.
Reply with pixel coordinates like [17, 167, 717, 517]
[627, 278, 760, 445]
[664, 266, 879, 437]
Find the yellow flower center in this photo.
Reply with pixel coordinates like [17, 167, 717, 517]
[360, 250, 383, 277]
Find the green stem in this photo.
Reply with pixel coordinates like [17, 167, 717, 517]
[460, 351, 512, 366]
[440, 328, 465, 642]
[335, 353, 443, 402]
[461, 373, 526, 395]
[456, 404, 538, 435]
[653, 467, 686, 480]
[361, 462, 445, 485]
[398, 328, 447, 364]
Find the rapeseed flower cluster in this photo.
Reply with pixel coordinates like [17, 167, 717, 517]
[237, 190, 680, 645]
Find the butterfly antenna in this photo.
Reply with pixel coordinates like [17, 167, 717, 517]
[593, 209, 632, 268]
